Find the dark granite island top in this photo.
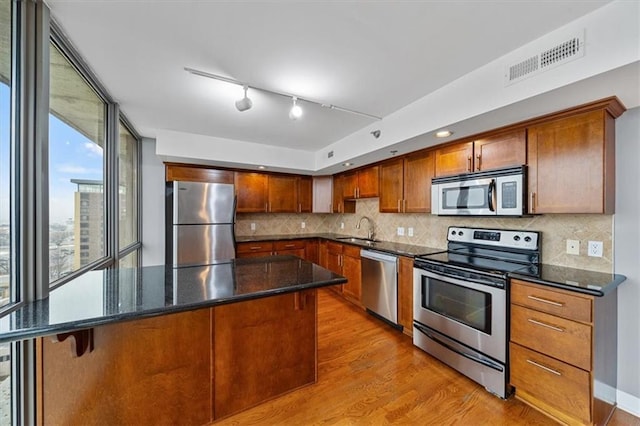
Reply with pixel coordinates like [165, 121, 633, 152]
[0, 255, 346, 343]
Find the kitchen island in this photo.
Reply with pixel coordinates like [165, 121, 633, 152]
[0, 256, 346, 425]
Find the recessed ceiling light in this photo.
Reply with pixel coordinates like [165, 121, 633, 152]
[258, 165, 266, 170]
[436, 130, 453, 138]
[342, 162, 353, 167]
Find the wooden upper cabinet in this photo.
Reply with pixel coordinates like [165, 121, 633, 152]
[342, 166, 379, 199]
[312, 176, 333, 213]
[297, 176, 313, 213]
[435, 141, 473, 177]
[268, 175, 298, 213]
[403, 150, 435, 213]
[332, 174, 355, 213]
[474, 129, 526, 172]
[527, 109, 616, 214]
[235, 172, 268, 213]
[379, 151, 435, 213]
[166, 163, 234, 183]
[379, 159, 404, 213]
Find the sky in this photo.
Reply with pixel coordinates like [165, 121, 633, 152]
[0, 81, 104, 225]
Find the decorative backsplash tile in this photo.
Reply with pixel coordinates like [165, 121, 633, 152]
[237, 198, 613, 273]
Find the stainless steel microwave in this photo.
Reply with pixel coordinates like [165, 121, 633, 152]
[431, 166, 526, 216]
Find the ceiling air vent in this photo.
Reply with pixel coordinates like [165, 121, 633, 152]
[327, 150, 334, 158]
[505, 31, 585, 86]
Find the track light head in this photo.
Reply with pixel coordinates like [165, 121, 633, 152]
[235, 85, 253, 112]
[289, 97, 303, 120]
[371, 130, 381, 139]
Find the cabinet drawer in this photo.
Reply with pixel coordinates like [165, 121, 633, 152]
[510, 343, 590, 424]
[236, 242, 274, 254]
[274, 240, 305, 251]
[343, 244, 361, 258]
[511, 279, 592, 323]
[511, 304, 591, 370]
[327, 242, 343, 254]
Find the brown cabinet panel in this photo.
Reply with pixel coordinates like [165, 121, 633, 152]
[342, 172, 358, 199]
[510, 343, 591, 425]
[236, 242, 273, 258]
[268, 175, 298, 213]
[511, 279, 592, 323]
[39, 310, 212, 426]
[332, 174, 355, 213]
[397, 256, 414, 337]
[305, 239, 319, 263]
[342, 250, 361, 305]
[166, 164, 234, 183]
[473, 129, 526, 172]
[214, 291, 317, 420]
[527, 110, 615, 214]
[298, 176, 313, 213]
[379, 158, 404, 213]
[274, 240, 305, 258]
[357, 165, 379, 198]
[435, 141, 473, 177]
[511, 304, 591, 371]
[235, 172, 268, 213]
[403, 150, 435, 213]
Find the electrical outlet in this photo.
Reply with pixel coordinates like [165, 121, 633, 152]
[408, 227, 414, 237]
[340, 222, 344, 229]
[588, 241, 603, 257]
[301, 222, 305, 229]
[397, 227, 405, 236]
[566, 239, 580, 255]
[250, 223, 256, 231]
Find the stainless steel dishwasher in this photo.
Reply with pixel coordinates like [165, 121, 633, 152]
[360, 249, 398, 326]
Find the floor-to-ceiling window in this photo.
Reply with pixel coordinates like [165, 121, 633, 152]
[48, 41, 106, 284]
[118, 121, 139, 267]
[0, 0, 12, 421]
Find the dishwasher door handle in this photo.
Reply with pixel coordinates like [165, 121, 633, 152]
[360, 250, 397, 264]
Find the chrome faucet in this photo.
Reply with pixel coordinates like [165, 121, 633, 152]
[356, 216, 375, 241]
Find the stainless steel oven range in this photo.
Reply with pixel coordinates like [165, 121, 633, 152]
[413, 226, 540, 398]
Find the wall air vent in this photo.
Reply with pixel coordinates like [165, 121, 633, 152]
[505, 31, 585, 86]
[327, 150, 334, 158]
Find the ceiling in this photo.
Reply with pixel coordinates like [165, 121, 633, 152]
[45, 0, 617, 156]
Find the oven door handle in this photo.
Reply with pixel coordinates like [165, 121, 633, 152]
[413, 322, 504, 372]
[488, 179, 496, 212]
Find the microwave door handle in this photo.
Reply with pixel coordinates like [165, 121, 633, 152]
[488, 179, 496, 212]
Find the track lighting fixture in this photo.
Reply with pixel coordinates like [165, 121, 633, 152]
[184, 67, 382, 120]
[235, 85, 253, 112]
[371, 130, 381, 138]
[289, 97, 303, 120]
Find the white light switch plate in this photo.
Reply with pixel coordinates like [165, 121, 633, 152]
[408, 227, 414, 237]
[397, 227, 405, 236]
[250, 223, 256, 231]
[301, 222, 306, 229]
[566, 239, 580, 255]
[588, 241, 603, 257]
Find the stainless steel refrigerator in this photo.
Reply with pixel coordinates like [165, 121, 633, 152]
[171, 181, 236, 267]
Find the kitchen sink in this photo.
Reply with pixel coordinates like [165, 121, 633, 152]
[335, 237, 377, 246]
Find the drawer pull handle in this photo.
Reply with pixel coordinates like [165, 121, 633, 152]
[250, 246, 262, 250]
[528, 318, 565, 332]
[284, 244, 295, 248]
[526, 359, 562, 376]
[527, 295, 564, 307]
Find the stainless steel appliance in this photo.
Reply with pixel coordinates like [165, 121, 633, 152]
[170, 181, 236, 267]
[361, 249, 398, 325]
[413, 226, 540, 398]
[431, 166, 526, 216]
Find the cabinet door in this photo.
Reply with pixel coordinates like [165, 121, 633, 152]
[357, 165, 379, 198]
[274, 240, 306, 258]
[379, 158, 404, 213]
[166, 164, 234, 184]
[326, 250, 343, 294]
[435, 141, 473, 177]
[332, 174, 355, 213]
[403, 150, 435, 213]
[235, 172, 268, 213]
[297, 176, 313, 213]
[268, 175, 298, 213]
[527, 110, 613, 214]
[474, 129, 526, 172]
[312, 176, 333, 213]
[318, 240, 328, 268]
[342, 249, 361, 305]
[397, 256, 414, 336]
[304, 239, 319, 263]
[342, 172, 358, 199]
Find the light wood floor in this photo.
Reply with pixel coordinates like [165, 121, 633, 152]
[216, 289, 640, 425]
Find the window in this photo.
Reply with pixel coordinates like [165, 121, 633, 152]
[118, 122, 138, 250]
[48, 42, 106, 283]
[0, 0, 12, 421]
[118, 250, 138, 269]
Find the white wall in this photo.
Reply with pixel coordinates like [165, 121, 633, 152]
[614, 106, 640, 414]
[141, 137, 165, 266]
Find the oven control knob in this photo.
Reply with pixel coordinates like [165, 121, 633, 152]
[458, 231, 464, 236]
[451, 230, 457, 235]
[513, 235, 521, 241]
[524, 236, 532, 242]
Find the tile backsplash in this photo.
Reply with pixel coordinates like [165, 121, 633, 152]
[237, 198, 613, 273]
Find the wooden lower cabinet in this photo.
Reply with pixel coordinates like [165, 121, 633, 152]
[236, 241, 274, 258]
[509, 279, 618, 426]
[397, 256, 414, 337]
[38, 292, 318, 425]
[341, 244, 361, 306]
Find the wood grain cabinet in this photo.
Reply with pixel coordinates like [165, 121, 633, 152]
[236, 172, 312, 213]
[397, 256, 414, 337]
[342, 165, 379, 199]
[341, 244, 362, 305]
[332, 174, 355, 213]
[527, 102, 623, 214]
[509, 279, 618, 426]
[237, 239, 312, 261]
[236, 241, 274, 258]
[434, 130, 526, 177]
[235, 171, 269, 213]
[297, 176, 313, 213]
[379, 151, 435, 213]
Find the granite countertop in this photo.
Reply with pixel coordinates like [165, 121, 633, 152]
[509, 264, 626, 296]
[0, 256, 346, 344]
[236, 233, 444, 257]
